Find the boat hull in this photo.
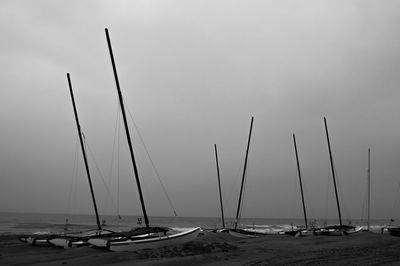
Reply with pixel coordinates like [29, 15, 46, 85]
[107, 227, 201, 252]
[387, 227, 400, 236]
[284, 229, 314, 237]
[314, 225, 363, 236]
[228, 229, 266, 238]
[19, 236, 52, 246]
[47, 238, 86, 248]
[47, 229, 114, 248]
[88, 233, 158, 248]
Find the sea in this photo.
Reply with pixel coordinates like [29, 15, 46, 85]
[0, 212, 390, 235]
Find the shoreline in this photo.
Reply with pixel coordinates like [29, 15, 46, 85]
[2, 231, 400, 265]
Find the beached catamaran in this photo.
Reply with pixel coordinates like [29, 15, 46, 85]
[87, 29, 200, 251]
[228, 117, 266, 238]
[213, 144, 227, 232]
[314, 117, 362, 236]
[283, 133, 314, 237]
[19, 74, 115, 247]
[46, 74, 116, 248]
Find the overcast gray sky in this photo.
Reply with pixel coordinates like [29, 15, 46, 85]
[1, 0, 400, 222]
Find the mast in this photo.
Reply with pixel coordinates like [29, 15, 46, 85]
[324, 117, 342, 227]
[214, 144, 225, 228]
[293, 133, 308, 229]
[367, 148, 371, 231]
[67, 73, 102, 230]
[105, 28, 150, 228]
[234, 116, 254, 230]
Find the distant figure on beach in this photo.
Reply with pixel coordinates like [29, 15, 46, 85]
[64, 218, 69, 231]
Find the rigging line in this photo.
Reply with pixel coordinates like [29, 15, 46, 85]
[294, 166, 315, 220]
[108, 106, 122, 217]
[117, 110, 121, 217]
[124, 101, 178, 217]
[66, 137, 80, 217]
[82, 134, 121, 216]
[225, 164, 243, 217]
[71, 153, 82, 219]
[390, 181, 400, 219]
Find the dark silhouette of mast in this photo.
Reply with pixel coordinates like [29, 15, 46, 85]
[367, 148, 371, 231]
[214, 144, 225, 228]
[105, 28, 149, 229]
[324, 117, 342, 227]
[293, 133, 308, 229]
[234, 116, 254, 230]
[67, 73, 101, 230]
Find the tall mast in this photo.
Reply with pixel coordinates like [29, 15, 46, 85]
[105, 28, 149, 228]
[324, 117, 342, 227]
[367, 148, 371, 231]
[234, 116, 254, 230]
[293, 133, 308, 229]
[67, 73, 102, 230]
[214, 144, 225, 228]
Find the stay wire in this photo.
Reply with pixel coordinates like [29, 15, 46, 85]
[108, 107, 122, 219]
[82, 132, 121, 218]
[124, 101, 178, 217]
[66, 137, 80, 220]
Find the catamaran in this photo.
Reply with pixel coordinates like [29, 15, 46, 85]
[228, 117, 266, 238]
[283, 133, 314, 237]
[20, 74, 114, 247]
[313, 117, 362, 236]
[87, 28, 200, 251]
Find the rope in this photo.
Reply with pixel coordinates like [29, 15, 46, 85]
[124, 101, 178, 217]
[224, 164, 243, 219]
[66, 137, 80, 223]
[83, 133, 121, 218]
[390, 181, 400, 221]
[324, 166, 331, 220]
[294, 164, 316, 223]
[107, 107, 122, 218]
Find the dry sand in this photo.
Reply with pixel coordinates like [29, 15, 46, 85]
[1, 231, 400, 265]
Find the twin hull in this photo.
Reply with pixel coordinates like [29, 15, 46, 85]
[105, 227, 201, 252]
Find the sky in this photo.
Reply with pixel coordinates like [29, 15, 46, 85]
[1, 0, 400, 222]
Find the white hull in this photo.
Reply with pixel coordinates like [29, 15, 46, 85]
[314, 225, 363, 236]
[88, 233, 156, 248]
[107, 227, 201, 252]
[47, 229, 114, 248]
[47, 238, 85, 248]
[346, 226, 363, 234]
[228, 229, 264, 238]
[296, 230, 315, 237]
[281, 229, 314, 237]
[19, 236, 52, 246]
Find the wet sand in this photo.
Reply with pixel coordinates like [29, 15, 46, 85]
[1, 231, 400, 265]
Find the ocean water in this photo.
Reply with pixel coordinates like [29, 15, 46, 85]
[0, 212, 390, 235]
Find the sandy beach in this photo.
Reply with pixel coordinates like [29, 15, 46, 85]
[1, 231, 400, 265]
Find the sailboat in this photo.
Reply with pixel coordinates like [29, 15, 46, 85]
[284, 134, 314, 237]
[213, 144, 227, 232]
[87, 28, 200, 251]
[228, 117, 265, 238]
[385, 148, 400, 236]
[45, 73, 116, 248]
[19, 74, 114, 247]
[314, 117, 362, 236]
